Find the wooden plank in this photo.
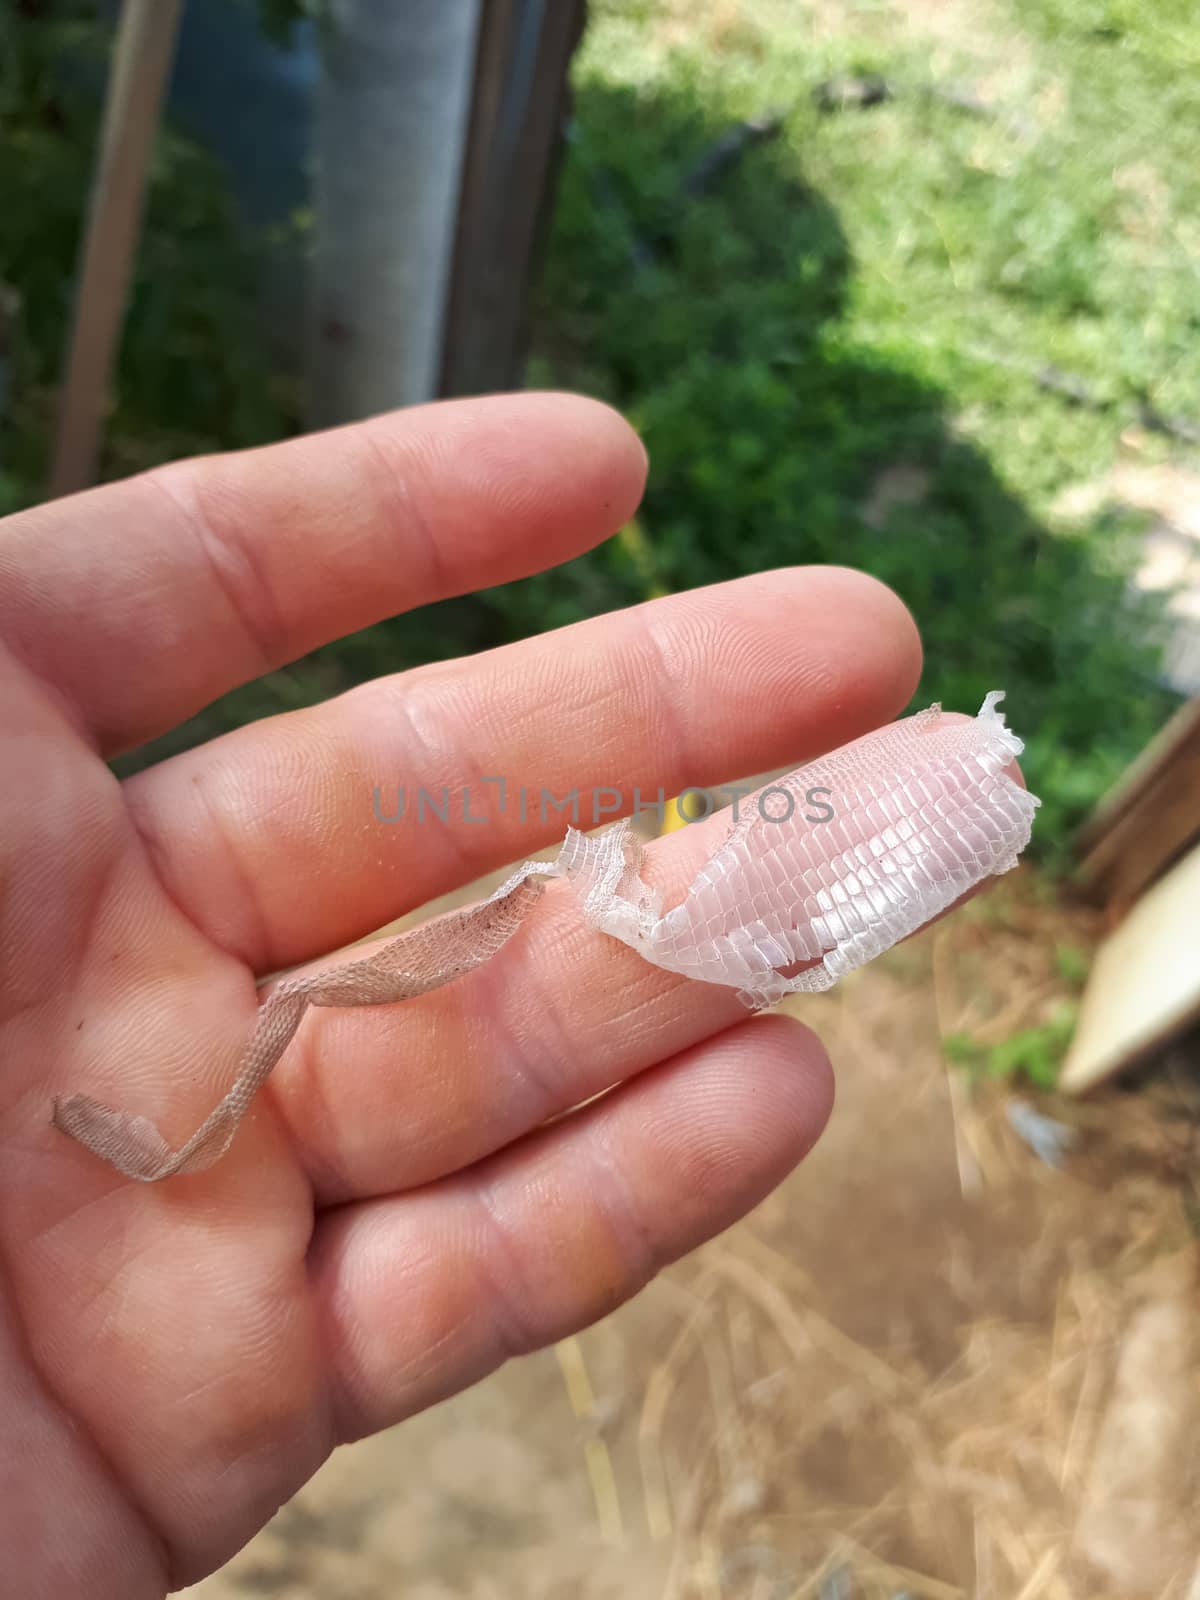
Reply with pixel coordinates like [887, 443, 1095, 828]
[1060, 842, 1200, 1093]
[50, 0, 184, 497]
[1075, 698, 1200, 915]
[1076, 698, 1200, 853]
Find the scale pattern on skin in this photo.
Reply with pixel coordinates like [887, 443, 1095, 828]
[574, 689, 1038, 1008]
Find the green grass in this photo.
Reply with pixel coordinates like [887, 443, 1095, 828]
[516, 0, 1192, 855]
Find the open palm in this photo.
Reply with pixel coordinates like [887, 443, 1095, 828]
[0, 394, 921, 1595]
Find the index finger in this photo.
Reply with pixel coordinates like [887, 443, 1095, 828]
[0, 393, 648, 754]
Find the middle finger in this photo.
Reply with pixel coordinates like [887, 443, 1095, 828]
[125, 565, 921, 974]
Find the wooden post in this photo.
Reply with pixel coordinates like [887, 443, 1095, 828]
[49, 0, 184, 498]
[1061, 696, 1200, 1091]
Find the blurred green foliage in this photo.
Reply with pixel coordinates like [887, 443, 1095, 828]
[1053, 942, 1090, 987]
[2, 0, 1190, 858]
[0, 0, 292, 513]
[943, 1003, 1079, 1088]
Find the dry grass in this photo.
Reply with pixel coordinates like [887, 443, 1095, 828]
[558, 874, 1199, 1600]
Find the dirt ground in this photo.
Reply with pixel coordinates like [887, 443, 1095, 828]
[193, 875, 1199, 1599]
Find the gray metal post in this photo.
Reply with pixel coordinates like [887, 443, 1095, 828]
[309, 0, 481, 425]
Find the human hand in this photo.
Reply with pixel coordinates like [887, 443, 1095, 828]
[0, 394, 921, 1595]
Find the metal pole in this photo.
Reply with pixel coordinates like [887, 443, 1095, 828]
[439, 0, 587, 398]
[308, 0, 481, 425]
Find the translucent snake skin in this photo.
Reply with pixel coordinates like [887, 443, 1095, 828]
[52, 691, 1038, 1181]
